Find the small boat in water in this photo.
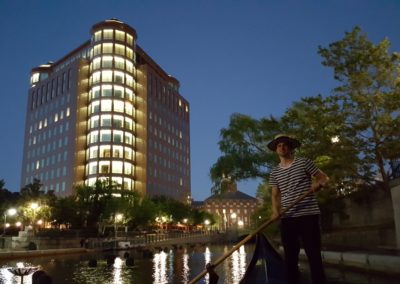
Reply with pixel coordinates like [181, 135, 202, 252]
[239, 233, 286, 284]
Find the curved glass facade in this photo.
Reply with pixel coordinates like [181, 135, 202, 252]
[86, 24, 137, 190]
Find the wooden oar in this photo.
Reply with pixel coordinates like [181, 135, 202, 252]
[188, 187, 315, 284]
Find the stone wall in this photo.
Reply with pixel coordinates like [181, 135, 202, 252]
[390, 178, 400, 249]
[323, 188, 396, 250]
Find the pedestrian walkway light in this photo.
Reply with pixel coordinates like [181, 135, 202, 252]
[3, 208, 17, 235]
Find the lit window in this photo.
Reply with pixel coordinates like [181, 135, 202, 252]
[114, 101, 124, 112]
[125, 102, 133, 115]
[93, 57, 101, 70]
[127, 34, 133, 46]
[91, 86, 101, 99]
[89, 162, 98, 174]
[126, 61, 133, 73]
[94, 31, 102, 41]
[100, 130, 112, 142]
[124, 117, 132, 130]
[99, 161, 110, 174]
[125, 88, 133, 100]
[93, 44, 101, 56]
[112, 161, 123, 174]
[115, 44, 125, 56]
[113, 131, 123, 143]
[113, 115, 123, 128]
[124, 162, 132, 174]
[126, 47, 133, 59]
[54, 113, 58, 122]
[102, 70, 112, 82]
[90, 101, 100, 114]
[126, 74, 134, 87]
[124, 132, 133, 144]
[89, 116, 99, 128]
[114, 56, 125, 69]
[115, 30, 125, 41]
[124, 148, 132, 159]
[114, 86, 124, 98]
[113, 145, 123, 157]
[66, 107, 70, 117]
[179, 99, 182, 107]
[101, 115, 112, 127]
[102, 85, 112, 97]
[100, 145, 111, 157]
[101, 100, 112, 112]
[114, 71, 125, 84]
[31, 73, 40, 85]
[102, 56, 113, 68]
[103, 43, 113, 53]
[89, 147, 98, 158]
[92, 71, 101, 84]
[103, 29, 113, 40]
[89, 131, 99, 143]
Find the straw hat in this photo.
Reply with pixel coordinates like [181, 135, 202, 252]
[267, 134, 301, 151]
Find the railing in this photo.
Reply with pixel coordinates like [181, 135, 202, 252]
[88, 230, 215, 249]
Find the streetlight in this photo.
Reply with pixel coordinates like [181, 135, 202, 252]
[30, 203, 39, 235]
[3, 208, 17, 235]
[230, 212, 237, 228]
[331, 136, 340, 143]
[183, 218, 188, 232]
[115, 213, 123, 239]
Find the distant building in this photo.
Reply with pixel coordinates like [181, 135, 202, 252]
[20, 19, 191, 202]
[202, 179, 259, 230]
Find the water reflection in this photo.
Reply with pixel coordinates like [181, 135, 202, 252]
[230, 245, 247, 283]
[113, 257, 123, 284]
[153, 250, 168, 283]
[0, 245, 397, 283]
[182, 248, 189, 283]
[204, 247, 212, 283]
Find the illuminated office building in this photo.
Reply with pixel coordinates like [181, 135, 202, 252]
[20, 19, 191, 202]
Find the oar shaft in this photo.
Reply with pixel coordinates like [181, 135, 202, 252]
[188, 188, 314, 284]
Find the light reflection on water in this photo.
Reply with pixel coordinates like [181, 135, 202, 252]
[153, 250, 168, 283]
[0, 244, 398, 283]
[0, 245, 252, 284]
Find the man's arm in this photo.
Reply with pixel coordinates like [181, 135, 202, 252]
[271, 186, 281, 219]
[311, 169, 329, 192]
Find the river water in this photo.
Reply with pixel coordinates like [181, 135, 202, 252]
[0, 244, 398, 283]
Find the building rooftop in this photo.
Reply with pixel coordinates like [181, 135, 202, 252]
[205, 190, 257, 202]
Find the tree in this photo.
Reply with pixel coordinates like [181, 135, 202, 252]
[210, 113, 281, 193]
[280, 95, 363, 194]
[20, 178, 44, 200]
[318, 26, 400, 190]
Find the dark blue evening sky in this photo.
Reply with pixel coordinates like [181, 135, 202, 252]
[0, 1, 399, 200]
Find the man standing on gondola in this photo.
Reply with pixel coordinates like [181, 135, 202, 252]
[268, 134, 329, 284]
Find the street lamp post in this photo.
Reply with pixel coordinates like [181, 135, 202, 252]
[3, 208, 17, 235]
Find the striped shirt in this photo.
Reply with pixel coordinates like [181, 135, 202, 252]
[269, 157, 320, 218]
